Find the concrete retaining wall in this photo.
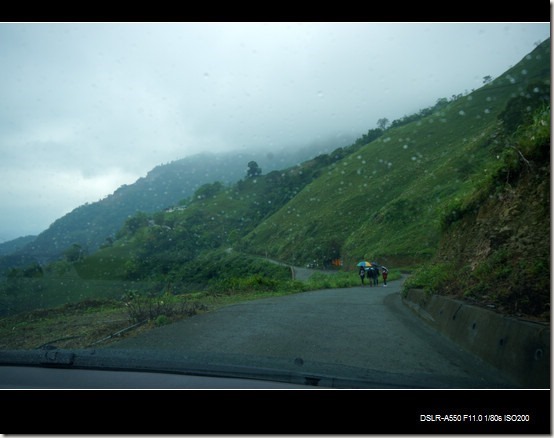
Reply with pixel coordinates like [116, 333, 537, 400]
[402, 289, 550, 388]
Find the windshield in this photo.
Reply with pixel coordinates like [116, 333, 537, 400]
[0, 19, 550, 435]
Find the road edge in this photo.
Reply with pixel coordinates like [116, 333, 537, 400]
[402, 288, 550, 389]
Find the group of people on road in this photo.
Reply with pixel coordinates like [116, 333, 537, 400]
[359, 264, 388, 287]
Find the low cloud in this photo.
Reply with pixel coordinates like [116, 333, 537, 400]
[0, 22, 549, 241]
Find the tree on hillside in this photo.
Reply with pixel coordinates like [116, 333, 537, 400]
[193, 181, 224, 200]
[377, 118, 389, 130]
[116, 211, 150, 239]
[354, 128, 384, 147]
[498, 80, 550, 133]
[246, 161, 262, 178]
[64, 243, 85, 263]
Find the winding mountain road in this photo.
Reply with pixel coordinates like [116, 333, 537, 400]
[104, 276, 514, 388]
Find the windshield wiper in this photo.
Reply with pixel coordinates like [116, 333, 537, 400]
[0, 348, 433, 388]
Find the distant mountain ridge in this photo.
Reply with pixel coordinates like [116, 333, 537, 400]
[0, 236, 37, 257]
[0, 138, 352, 270]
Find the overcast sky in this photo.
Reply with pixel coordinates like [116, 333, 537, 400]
[0, 22, 550, 242]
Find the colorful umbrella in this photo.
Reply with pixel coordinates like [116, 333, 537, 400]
[357, 261, 370, 267]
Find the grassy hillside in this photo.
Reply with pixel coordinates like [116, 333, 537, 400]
[0, 142, 347, 269]
[242, 39, 551, 269]
[404, 100, 550, 319]
[75, 148, 362, 284]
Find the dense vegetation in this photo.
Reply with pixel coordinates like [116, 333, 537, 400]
[405, 99, 550, 319]
[243, 40, 550, 271]
[0, 142, 350, 269]
[0, 38, 549, 328]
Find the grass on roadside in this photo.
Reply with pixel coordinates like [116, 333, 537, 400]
[0, 268, 404, 350]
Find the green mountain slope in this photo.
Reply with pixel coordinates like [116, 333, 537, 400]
[75, 38, 551, 281]
[242, 39, 551, 268]
[0, 236, 36, 257]
[405, 93, 550, 319]
[74, 147, 365, 284]
[0, 141, 348, 270]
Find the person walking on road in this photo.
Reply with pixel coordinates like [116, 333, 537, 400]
[366, 266, 375, 287]
[359, 267, 366, 285]
[381, 266, 388, 287]
[371, 266, 379, 287]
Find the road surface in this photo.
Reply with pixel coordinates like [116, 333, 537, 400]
[104, 276, 515, 388]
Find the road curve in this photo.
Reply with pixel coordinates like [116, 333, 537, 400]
[104, 277, 515, 388]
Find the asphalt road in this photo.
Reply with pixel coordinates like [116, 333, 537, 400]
[104, 276, 514, 388]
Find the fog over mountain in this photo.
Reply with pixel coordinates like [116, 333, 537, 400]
[0, 22, 549, 242]
[0, 134, 353, 271]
